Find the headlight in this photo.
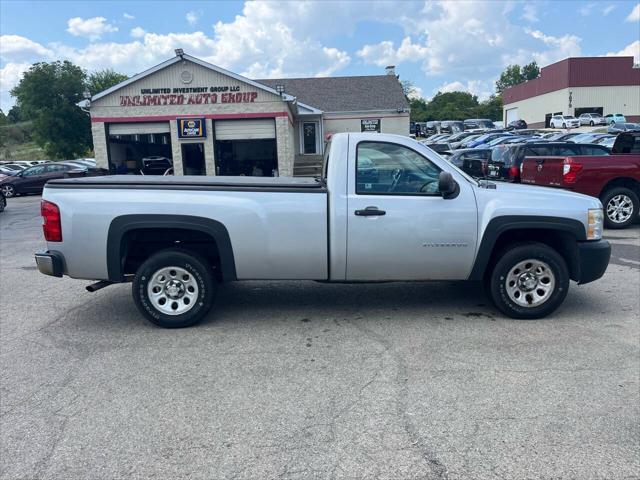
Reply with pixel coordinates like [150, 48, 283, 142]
[587, 208, 603, 240]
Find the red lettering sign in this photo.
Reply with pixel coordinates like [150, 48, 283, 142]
[119, 91, 256, 107]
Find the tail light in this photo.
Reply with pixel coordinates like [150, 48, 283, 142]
[562, 158, 583, 184]
[508, 166, 520, 182]
[41, 200, 62, 242]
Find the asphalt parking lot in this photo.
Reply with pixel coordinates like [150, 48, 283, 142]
[1, 195, 638, 480]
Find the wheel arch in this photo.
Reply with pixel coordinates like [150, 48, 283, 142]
[469, 216, 586, 282]
[598, 177, 640, 198]
[107, 214, 237, 282]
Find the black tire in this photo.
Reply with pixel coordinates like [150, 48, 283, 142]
[589, 121, 594, 126]
[487, 242, 570, 319]
[132, 249, 216, 328]
[562, 123, 566, 128]
[1, 185, 15, 198]
[0, 194, 5, 213]
[601, 187, 639, 229]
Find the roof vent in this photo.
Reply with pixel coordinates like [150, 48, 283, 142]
[385, 65, 396, 76]
[275, 84, 285, 95]
[174, 48, 184, 57]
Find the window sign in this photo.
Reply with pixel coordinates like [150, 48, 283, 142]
[361, 119, 381, 132]
[303, 122, 317, 154]
[177, 118, 206, 138]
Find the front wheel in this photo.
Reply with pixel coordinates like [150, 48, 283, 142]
[562, 123, 567, 128]
[132, 249, 217, 328]
[1, 185, 15, 198]
[602, 187, 639, 229]
[590, 121, 594, 126]
[488, 243, 569, 319]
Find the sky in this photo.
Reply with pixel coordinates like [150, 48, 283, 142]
[0, 0, 639, 112]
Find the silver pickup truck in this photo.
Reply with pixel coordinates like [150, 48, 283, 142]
[35, 133, 611, 328]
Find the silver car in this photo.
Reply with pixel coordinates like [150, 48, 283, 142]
[579, 113, 606, 126]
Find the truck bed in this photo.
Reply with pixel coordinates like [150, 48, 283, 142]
[47, 175, 326, 192]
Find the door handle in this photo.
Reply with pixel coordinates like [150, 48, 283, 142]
[355, 206, 386, 216]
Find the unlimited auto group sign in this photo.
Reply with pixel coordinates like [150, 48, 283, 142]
[119, 86, 258, 107]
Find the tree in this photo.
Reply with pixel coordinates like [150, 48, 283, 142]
[10, 61, 91, 159]
[6, 105, 24, 123]
[424, 91, 480, 121]
[87, 69, 128, 96]
[495, 61, 540, 93]
[476, 94, 503, 121]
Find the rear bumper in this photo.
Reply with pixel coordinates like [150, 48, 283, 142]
[575, 240, 611, 284]
[35, 251, 65, 277]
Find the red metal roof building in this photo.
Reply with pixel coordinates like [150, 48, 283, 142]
[502, 57, 640, 128]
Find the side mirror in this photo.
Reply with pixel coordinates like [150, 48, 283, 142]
[439, 171, 459, 199]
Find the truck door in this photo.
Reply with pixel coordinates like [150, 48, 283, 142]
[346, 140, 478, 281]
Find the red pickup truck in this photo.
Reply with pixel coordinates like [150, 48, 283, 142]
[521, 132, 640, 228]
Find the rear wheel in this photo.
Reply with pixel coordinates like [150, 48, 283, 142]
[132, 249, 217, 328]
[488, 243, 569, 319]
[589, 121, 594, 126]
[601, 187, 639, 229]
[562, 122, 567, 128]
[1, 185, 15, 198]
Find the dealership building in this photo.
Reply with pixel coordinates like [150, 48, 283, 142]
[82, 51, 409, 177]
[502, 56, 640, 128]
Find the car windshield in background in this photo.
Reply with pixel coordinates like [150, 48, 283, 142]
[491, 146, 517, 166]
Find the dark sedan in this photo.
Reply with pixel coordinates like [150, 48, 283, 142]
[0, 162, 107, 197]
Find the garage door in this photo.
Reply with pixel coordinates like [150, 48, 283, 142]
[109, 122, 171, 135]
[215, 119, 275, 140]
[505, 108, 519, 124]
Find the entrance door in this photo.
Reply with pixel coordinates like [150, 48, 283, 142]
[545, 113, 552, 128]
[346, 140, 478, 280]
[181, 143, 206, 175]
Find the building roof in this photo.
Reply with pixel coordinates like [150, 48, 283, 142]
[256, 75, 409, 113]
[503, 56, 640, 105]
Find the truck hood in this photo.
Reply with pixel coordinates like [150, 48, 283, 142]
[473, 181, 601, 235]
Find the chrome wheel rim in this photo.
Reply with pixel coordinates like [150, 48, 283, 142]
[147, 266, 199, 315]
[505, 259, 556, 308]
[1, 185, 14, 197]
[606, 194, 634, 224]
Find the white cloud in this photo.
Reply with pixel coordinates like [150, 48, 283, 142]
[524, 29, 582, 66]
[0, 62, 31, 112]
[123, 13, 135, 20]
[66, 16, 118, 41]
[626, 3, 640, 21]
[435, 79, 493, 101]
[603, 5, 616, 16]
[407, 85, 423, 100]
[606, 40, 640, 64]
[186, 10, 201, 26]
[130, 27, 146, 38]
[0, 35, 52, 61]
[579, 3, 596, 16]
[521, 4, 539, 22]
[357, 37, 428, 67]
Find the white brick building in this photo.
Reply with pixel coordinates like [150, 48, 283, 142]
[82, 52, 410, 177]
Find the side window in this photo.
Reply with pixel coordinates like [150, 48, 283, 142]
[551, 145, 580, 156]
[526, 146, 551, 156]
[46, 164, 66, 173]
[22, 166, 46, 177]
[580, 145, 610, 156]
[356, 141, 441, 195]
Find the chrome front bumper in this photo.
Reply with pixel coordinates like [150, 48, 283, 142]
[35, 251, 64, 277]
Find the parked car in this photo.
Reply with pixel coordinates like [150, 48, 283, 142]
[578, 113, 607, 126]
[506, 119, 528, 130]
[594, 136, 616, 149]
[463, 118, 493, 130]
[0, 162, 104, 198]
[608, 123, 640, 134]
[439, 120, 464, 134]
[550, 115, 580, 129]
[569, 133, 611, 144]
[141, 156, 173, 175]
[451, 134, 483, 150]
[448, 148, 492, 177]
[467, 132, 513, 148]
[521, 132, 640, 228]
[545, 132, 583, 142]
[34, 132, 610, 327]
[605, 113, 626, 125]
[0, 190, 5, 213]
[0, 163, 26, 172]
[0, 166, 23, 177]
[487, 142, 611, 183]
[485, 135, 525, 147]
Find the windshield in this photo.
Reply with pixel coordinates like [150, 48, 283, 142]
[491, 146, 517, 166]
[563, 116, 574, 119]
